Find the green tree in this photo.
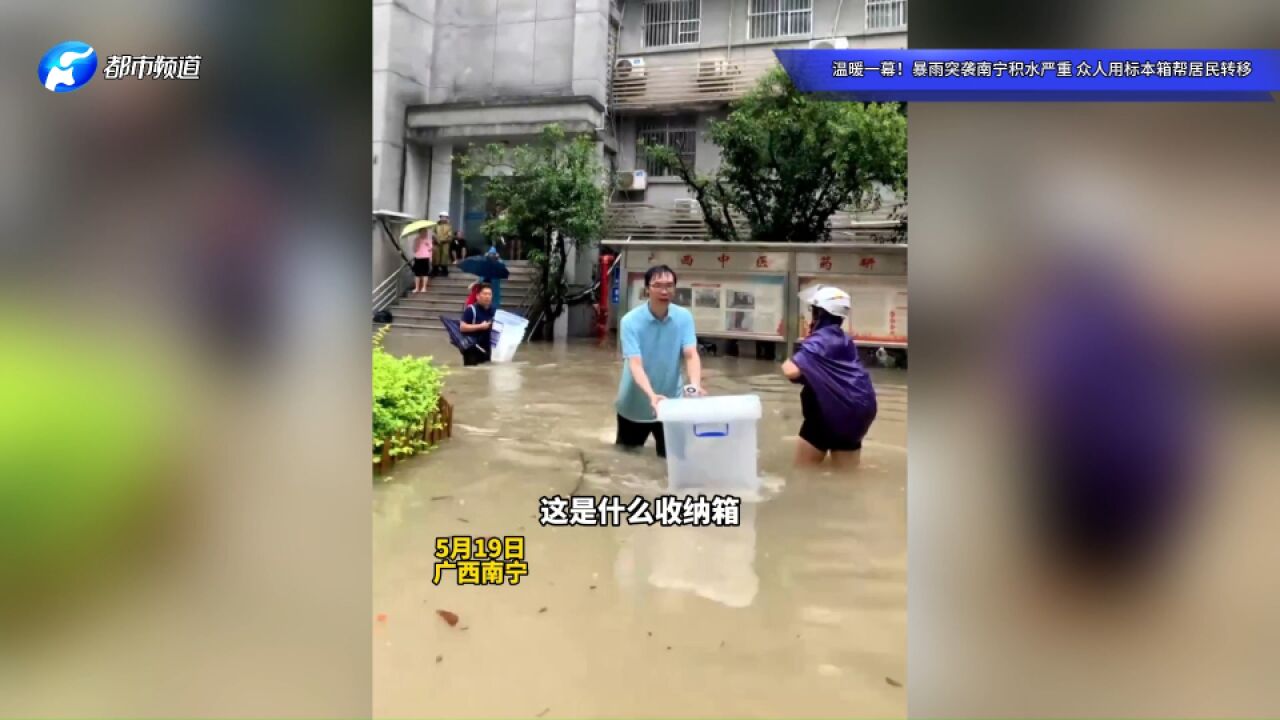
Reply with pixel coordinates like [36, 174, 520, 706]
[646, 66, 906, 243]
[460, 125, 607, 338]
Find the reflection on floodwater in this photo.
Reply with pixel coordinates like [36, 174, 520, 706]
[618, 499, 760, 609]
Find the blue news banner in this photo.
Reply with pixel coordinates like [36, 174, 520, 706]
[774, 49, 1280, 102]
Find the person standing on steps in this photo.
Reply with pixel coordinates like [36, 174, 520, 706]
[432, 211, 453, 277]
[411, 226, 433, 294]
[483, 242, 504, 309]
[614, 265, 705, 458]
[451, 231, 467, 263]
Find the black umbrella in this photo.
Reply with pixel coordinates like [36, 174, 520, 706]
[439, 316, 483, 355]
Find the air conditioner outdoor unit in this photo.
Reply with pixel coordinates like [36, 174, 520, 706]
[617, 170, 647, 191]
[809, 37, 850, 49]
[615, 57, 646, 78]
[673, 198, 698, 215]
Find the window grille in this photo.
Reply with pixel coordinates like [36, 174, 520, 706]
[866, 0, 907, 30]
[747, 0, 813, 40]
[643, 0, 701, 48]
[638, 117, 697, 177]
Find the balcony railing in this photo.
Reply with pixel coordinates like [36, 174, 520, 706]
[611, 55, 780, 111]
[606, 202, 906, 243]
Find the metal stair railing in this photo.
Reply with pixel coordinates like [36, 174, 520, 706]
[372, 210, 416, 314]
[373, 263, 411, 314]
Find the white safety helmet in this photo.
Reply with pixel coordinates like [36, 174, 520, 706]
[438, 210, 449, 219]
[799, 285, 851, 317]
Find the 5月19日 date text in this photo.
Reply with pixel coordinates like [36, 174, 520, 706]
[433, 535, 528, 586]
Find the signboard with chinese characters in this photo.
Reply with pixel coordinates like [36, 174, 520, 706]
[798, 275, 907, 347]
[626, 272, 787, 340]
[624, 249, 791, 274]
[795, 250, 906, 277]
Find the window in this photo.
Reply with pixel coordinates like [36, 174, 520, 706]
[638, 117, 697, 177]
[643, 0, 700, 48]
[747, 0, 813, 40]
[866, 0, 907, 30]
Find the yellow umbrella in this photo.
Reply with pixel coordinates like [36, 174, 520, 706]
[399, 219, 437, 238]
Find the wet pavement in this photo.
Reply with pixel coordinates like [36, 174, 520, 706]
[373, 330, 907, 718]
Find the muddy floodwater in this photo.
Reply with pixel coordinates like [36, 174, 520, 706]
[374, 330, 907, 718]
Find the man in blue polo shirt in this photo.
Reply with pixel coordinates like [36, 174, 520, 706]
[615, 265, 704, 458]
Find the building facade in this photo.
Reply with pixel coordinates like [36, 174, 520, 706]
[373, 0, 907, 289]
[374, 0, 614, 289]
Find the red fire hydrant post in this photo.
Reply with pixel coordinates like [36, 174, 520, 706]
[597, 253, 614, 340]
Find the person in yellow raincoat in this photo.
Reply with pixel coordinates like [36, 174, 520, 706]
[432, 211, 453, 276]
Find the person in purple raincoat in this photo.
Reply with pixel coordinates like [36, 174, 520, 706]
[781, 286, 878, 468]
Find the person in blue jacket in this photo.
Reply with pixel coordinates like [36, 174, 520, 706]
[482, 243, 503, 308]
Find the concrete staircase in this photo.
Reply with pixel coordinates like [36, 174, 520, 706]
[378, 260, 539, 333]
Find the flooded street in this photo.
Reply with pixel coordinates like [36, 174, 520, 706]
[373, 330, 907, 718]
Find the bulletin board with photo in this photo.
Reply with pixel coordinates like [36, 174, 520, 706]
[797, 275, 908, 347]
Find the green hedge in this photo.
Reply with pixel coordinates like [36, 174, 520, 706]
[372, 326, 447, 464]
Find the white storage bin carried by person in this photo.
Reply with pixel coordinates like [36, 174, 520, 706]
[656, 394, 763, 492]
[489, 309, 529, 363]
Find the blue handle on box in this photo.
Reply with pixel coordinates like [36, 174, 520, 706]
[693, 423, 729, 438]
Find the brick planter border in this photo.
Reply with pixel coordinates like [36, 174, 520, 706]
[374, 396, 454, 475]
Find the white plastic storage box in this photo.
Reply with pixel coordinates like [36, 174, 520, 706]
[489, 309, 529, 363]
[656, 394, 762, 492]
